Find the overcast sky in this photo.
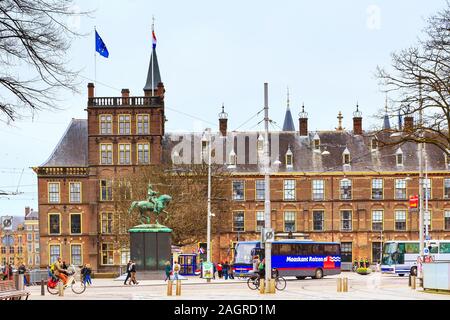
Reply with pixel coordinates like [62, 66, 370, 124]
[0, 0, 447, 216]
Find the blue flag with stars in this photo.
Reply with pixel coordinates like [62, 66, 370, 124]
[95, 30, 109, 58]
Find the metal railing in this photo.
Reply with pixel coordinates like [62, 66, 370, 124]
[88, 96, 161, 107]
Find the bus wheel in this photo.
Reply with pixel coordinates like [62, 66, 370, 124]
[398, 274, 405, 277]
[314, 268, 323, 279]
[296, 276, 306, 280]
[410, 267, 417, 276]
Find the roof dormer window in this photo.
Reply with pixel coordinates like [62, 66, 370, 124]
[313, 133, 320, 152]
[257, 134, 264, 152]
[286, 145, 293, 168]
[371, 138, 378, 151]
[396, 148, 404, 166]
[228, 149, 237, 168]
[343, 147, 351, 165]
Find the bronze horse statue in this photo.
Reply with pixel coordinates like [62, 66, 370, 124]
[128, 194, 172, 225]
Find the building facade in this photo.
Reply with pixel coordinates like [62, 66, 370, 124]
[0, 215, 26, 267]
[34, 39, 450, 272]
[24, 207, 40, 268]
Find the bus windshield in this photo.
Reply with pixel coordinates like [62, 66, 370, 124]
[234, 243, 256, 264]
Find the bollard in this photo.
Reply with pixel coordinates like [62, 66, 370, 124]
[259, 279, 265, 294]
[167, 280, 173, 296]
[176, 280, 181, 296]
[58, 281, 64, 296]
[17, 274, 24, 291]
[419, 277, 423, 288]
[411, 275, 416, 290]
[408, 274, 412, 287]
[269, 279, 276, 294]
[41, 279, 45, 296]
[343, 277, 348, 292]
[336, 278, 342, 292]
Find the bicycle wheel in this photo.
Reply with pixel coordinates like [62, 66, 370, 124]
[47, 284, 59, 295]
[71, 280, 86, 294]
[247, 277, 259, 290]
[275, 276, 286, 291]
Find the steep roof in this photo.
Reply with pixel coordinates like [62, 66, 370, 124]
[282, 107, 296, 131]
[25, 210, 39, 220]
[40, 119, 88, 167]
[143, 49, 162, 92]
[162, 130, 449, 173]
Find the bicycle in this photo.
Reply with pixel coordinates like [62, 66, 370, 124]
[47, 265, 86, 295]
[246, 269, 286, 291]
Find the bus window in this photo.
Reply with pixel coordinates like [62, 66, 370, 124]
[312, 244, 323, 255]
[324, 244, 339, 255]
[279, 244, 293, 255]
[439, 243, 450, 254]
[298, 243, 312, 256]
[397, 243, 405, 254]
[272, 244, 280, 255]
[405, 243, 419, 254]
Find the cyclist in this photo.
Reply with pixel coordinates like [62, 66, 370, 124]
[53, 257, 69, 287]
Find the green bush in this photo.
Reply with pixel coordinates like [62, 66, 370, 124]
[356, 267, 372, 274]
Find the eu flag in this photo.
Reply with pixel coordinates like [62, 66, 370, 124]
[95, 30, 109, 58]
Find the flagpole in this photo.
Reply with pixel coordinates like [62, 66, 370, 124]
[151, 17, 155, 97]
[94, 26, 97, 87]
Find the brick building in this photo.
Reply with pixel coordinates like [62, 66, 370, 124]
[34, 38, 450, 272]
[0, 215, 26, 267]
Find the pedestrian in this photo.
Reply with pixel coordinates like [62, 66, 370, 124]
[164, 261, 172, 281]
[8, 263, 13, 280]
[198, 259, 203, 278]
[252, 255, 260, 274]
[82, 264, 92, 286]
[18, 263, 27, 286]
[258, 258, 265, 279]
[222, 261, 229, 280]
[217, 262, 223, 278]
[173, 260, 181, 281]
[124, 260, 132, 285]
[129, 260, 138, 285]
[228, 262, 234, 279]
[212, 262, 217, 279]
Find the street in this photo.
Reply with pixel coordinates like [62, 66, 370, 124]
[26, 272, 450, 300]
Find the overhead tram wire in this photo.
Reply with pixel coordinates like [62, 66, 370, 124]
[232, 108, 264, 132]
[78, 74, 218, 129]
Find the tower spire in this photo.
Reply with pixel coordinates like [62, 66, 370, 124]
[282, 86, 295, 131]
[144, 16, 161, 96]
[383, 94, 391, 130]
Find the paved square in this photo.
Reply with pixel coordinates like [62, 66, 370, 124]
[25, 272, 450, 300]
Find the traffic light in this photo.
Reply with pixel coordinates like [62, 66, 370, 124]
[198, 242, 207, 258]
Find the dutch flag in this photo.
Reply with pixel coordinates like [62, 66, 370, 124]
[152, 30, 157, 49]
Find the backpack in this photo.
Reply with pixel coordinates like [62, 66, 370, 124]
[50, 262, 57, 273]
[174, 264, 180, 272]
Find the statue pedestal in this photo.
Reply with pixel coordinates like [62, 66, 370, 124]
[129, 223, 172, 280]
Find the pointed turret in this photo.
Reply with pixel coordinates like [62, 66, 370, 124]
[383, 96, 390, 130]
[282, 87, 295, 131]
[143, 49, 162, 94]
[143, 18, 163, 97]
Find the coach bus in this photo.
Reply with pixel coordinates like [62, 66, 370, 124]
[381, 240, 450, 276]
[232, 240, 341, 279]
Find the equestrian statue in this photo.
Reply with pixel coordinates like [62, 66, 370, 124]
[128, 183, 172, 225]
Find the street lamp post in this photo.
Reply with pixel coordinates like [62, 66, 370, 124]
[204, 128, 213, 282]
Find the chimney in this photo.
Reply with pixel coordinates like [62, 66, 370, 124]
[121, 88, 130, 105]
[353, 104, 362, 135]
[298, 104, 308, 136]
[404, 115, 414, 132]
[87, 82, 95, 98]
[218, 104, 228, 136]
